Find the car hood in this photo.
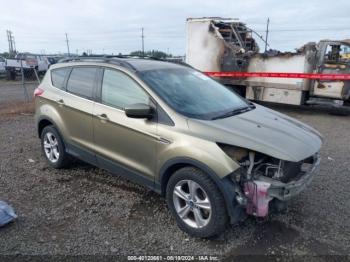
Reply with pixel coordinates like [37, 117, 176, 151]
[187, 104, 323, 162]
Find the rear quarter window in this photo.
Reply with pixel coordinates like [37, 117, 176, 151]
[51, 68, 71, 89]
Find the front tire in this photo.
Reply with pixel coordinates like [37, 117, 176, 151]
[41, 126, 70, 168]
[166, 167, 228, 238]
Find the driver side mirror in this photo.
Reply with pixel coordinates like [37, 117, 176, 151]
[125, 103, 154, 119]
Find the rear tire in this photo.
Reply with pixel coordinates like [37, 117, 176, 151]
[6, 70, 16, 80]
[41, 126, 71, 169]
[166, 167, 228, 238]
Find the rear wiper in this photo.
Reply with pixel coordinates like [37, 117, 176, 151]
[211, 106, 251, 120]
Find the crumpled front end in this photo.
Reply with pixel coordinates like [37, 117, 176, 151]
[221, 144, 321, 218]
[259, 154, 320, 201]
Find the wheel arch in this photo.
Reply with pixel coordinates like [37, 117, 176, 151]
[159, 157, 242, 224]
[37, 116, 62, 139]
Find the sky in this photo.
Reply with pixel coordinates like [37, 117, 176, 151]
[1, 0, 350, 55]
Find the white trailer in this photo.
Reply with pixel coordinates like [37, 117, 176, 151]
[186, 17, 350, 109]
[245, 53, 314, 105]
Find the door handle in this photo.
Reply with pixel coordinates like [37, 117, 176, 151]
[96, 113, 109, 122]
[56, 99, 65, 106]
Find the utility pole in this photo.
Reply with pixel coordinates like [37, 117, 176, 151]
[264, 18, 270, 52]
[141, 27, 145, 57]
[65, 33, 70, 56]
[12, 36, 16, 53]
[6, 30, 15, 57]
[6, 31, 11, 54]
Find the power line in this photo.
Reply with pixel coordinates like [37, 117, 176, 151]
[8, 26, 350, 42]
[255, 27, 350, 33]
[4, 25, 350, 55]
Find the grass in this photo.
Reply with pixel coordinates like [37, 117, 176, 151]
[0, 79, 39, 86]
[0, 100, 35, 118]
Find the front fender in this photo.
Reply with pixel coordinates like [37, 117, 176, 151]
[156, 138, 240, 181]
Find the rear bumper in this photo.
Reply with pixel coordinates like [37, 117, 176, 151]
[257, 154, 321, 201]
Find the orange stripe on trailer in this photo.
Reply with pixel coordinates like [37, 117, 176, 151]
[204, 72, 350, 80]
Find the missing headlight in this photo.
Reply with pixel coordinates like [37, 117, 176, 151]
[217, 143, 248, 162]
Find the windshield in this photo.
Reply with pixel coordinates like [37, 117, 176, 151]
[138, 67, 250, 120]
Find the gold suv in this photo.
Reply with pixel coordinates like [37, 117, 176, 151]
[34, 57, 322, 237]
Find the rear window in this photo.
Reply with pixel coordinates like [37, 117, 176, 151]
[51, 68, 70, 89]
[66, 67, 98, 99]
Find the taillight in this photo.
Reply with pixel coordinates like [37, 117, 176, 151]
[34, 87, 44, 97]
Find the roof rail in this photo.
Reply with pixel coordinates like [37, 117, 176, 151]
[57, 55, 192, 70]
[57, 56, 137, 70]
[140, 56, 192, 68]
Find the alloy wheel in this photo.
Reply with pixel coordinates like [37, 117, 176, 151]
[43, 132, 60, 163]
[172, 179, 212, 228]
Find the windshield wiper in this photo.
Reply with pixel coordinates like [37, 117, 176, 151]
[211, 106, 252, 120]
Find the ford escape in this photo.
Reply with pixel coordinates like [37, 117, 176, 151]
[34, 57, 322, 237]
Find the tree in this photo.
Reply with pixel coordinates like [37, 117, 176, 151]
[129, 50, 170, 59]
[129, 50, 143, 57]
[0, 52, 10, 58]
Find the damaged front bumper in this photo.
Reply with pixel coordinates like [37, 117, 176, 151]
[257, 154, 321, 201]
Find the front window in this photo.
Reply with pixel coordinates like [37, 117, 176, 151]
[325, 44, 350, 63]
[101, 69, 149, 109]
[138, 67, 251, 120]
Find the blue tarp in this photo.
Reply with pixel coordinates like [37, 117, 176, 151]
[0, 201, 17, 227]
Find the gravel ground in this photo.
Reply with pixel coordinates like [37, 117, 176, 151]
[0, 100, 350, 259]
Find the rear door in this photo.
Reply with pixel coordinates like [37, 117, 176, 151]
[93, 67, 157, 186]
[58, 66, 99, 163]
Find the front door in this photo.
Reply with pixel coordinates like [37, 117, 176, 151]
[93, 67, 157, 187]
